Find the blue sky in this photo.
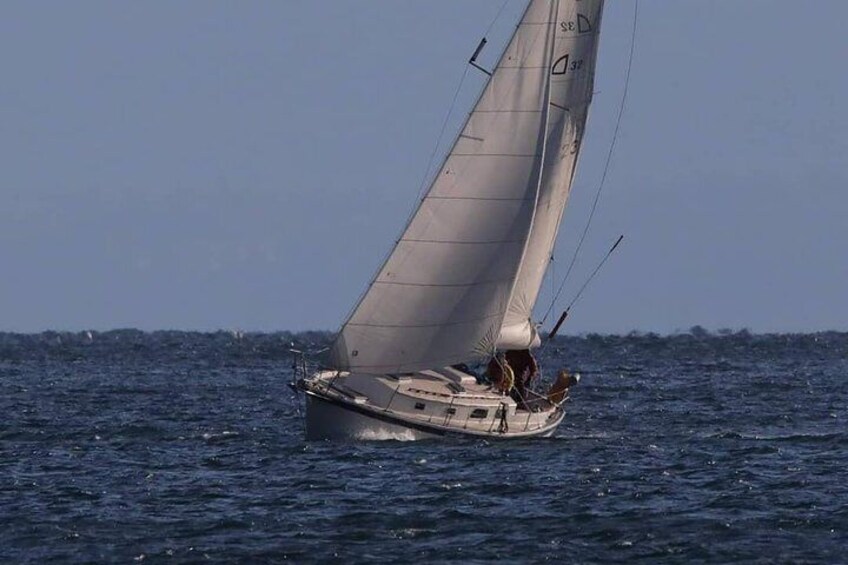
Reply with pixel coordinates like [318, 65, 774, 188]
[1, 1, 846, 334]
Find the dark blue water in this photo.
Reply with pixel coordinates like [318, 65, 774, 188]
[1, 330, 846, 563]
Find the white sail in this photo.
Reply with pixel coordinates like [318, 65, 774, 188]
[332, 0, 603, 374]
[499, 0, 605, 349]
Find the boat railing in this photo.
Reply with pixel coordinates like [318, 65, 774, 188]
[288, 347, 329, 386]
[407, 387, 453, 400]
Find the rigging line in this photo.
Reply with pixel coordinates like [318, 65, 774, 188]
[410, 0, 511, 206]
[483, 0, 512, 37]
[564, 234, 624, 314]
[411, 65, 470, 204]
[541, 234, 624, 348]
[541, 0, 640, 325]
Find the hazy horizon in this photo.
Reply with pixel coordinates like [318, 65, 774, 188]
[3, 325, 846, 340]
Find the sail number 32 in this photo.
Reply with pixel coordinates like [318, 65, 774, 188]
[561, 14, 594, 34]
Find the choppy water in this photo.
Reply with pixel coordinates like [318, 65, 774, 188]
[1, 330, 846, 563]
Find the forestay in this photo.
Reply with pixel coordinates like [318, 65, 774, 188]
[331, 0, 605, 374]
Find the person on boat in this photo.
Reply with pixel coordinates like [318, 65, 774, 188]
[485, 353, 514, 395]
[506, 349, 539, 408]
[547, 370, 580, 404]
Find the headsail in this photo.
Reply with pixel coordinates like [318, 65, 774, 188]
[499, 0, 605, 349]
[331, 0, 604, 374]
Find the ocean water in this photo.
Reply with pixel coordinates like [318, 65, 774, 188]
[1, 330, 846, 563]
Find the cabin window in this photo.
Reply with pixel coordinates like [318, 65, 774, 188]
[470, 408, 489, 419]
[445, 407, 456, 415]
[414, 402, 426, 411]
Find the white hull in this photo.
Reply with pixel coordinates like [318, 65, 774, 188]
[298, 368, 565, 441]
[305, 394, 441, 441]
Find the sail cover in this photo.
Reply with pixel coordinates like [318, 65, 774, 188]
[332, 0, 604, 374]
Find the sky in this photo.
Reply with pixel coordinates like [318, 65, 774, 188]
[1, 1, 846, 335]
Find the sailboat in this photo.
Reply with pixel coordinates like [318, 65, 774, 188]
[296, 0, 606, 440]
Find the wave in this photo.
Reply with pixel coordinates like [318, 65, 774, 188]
[704, 431, 846, 443]
[354, 428, 419, 442]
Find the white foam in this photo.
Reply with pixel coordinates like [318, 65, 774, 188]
[355, 428, 419, 442]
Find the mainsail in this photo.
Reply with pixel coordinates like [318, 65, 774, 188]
[331, 0, 605, 374]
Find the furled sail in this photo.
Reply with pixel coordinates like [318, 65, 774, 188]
[499, 0, 605, 349]
[331, 0, 604, 374]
